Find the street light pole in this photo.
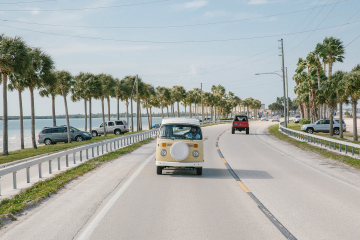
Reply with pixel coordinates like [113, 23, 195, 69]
[286, 67, 289, 124]
[201, 83, 204, 123]
[280, 39, 287, 127]
[136, 74, 139, 132]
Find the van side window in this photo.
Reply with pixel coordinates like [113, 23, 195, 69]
[108, 122, 114, 126]
[42, 129, 52, 134]
[52, 128, 61, 133]
[115, 121, 123, 125]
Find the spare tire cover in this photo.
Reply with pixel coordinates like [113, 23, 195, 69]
[170, 141, 189, 161]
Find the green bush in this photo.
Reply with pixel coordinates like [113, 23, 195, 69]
[299, 119, 311, 125]
[220, 118, 233, 120]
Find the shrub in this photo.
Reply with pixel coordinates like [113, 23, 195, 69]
[299, 119, 311, 125]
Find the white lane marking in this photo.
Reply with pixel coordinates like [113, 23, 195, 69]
[76, 152, 156, 240]
[253, 125, 360, 191]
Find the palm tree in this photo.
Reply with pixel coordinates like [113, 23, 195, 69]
[332, 70, 347, 138]
[39, 71, 59, 127]
[322, 37, 345, 78]
[0, 35, 29, 155]
[23, 47, 54, 149]
[86, 74, 102, 132]
[148, 94, 160, 127]
[156, 86, 170, 119]
[98, 74, 116, 135]
[242, 97, 253, 118]
[71, 72, 88, 130]
[142, 84, 155, 129]
[119, 77, 132, 124]
[171, 86, 185, 117]
[56, 70, 74, 143]
[8, 74, 27, 149]
[114, 78, 123, 120]
[344, 68, 360, 141]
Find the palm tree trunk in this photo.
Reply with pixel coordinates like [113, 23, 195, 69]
[2, 73, 8, 155]
[184, 105, 187, 117]
[52, 94, 56, 127]
[89, 97, 92, 132]
[117, 97, 120, 120]
[146, 101, 150, 130]
[126, 99, 129, 124]
[189, 103, 192, 118]
[18, 90, 24, 149]
[30, 87, 37, 149]
[177, 102, 180, 117]
[352, 99, 358, 141]
[130, 96, 133, 132]
[149, 106, 153, 128]
[63, 92, 71, 143]
[329, 105, 334, 136]
[161, 102, 164, 119]
[107, 96, 111, 121]
[339, 101, 343, 138]
[166, 106, 169, 118]
[101, 97, 107, 136]
[84, 99, 87, 131]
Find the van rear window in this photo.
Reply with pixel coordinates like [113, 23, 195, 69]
[42, 129, 52, 134]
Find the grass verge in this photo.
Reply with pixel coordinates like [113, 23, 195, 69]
[0, 137, 153, 222]
[201, 122, 228, 127]
[0, 131, 146, 165]
[268, 124, 360, 170]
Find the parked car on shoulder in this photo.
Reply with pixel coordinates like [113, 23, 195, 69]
[38, 126, 92, 145]
[300, 119, 346, 135]
[261, 116, 268, 121]
[156, 118, 204, 175]
[153, 123, 160, 128]
[232, 115, 249, 134]
[272, 115, 280, 122]
[92, 120, 129, 137]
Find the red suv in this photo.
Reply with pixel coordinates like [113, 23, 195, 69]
[232, 115, 249, 134]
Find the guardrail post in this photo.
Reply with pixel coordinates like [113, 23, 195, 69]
[73, 153, 76, 164]
[345, 145, 347, 154]
[13, 172, 17, 189]
[339, 144, 341, 152]
[106, 144, 108, 152]
[127, 137, 129, 145]
[26, 167, 30, 183]
[130, 137, 131, 144]
[117, 140, 119, 149]
[325, 140, 327, 147]
[0, 178, 1, 196]
[66, 154, 69, 167]
[321, 139, 323, 146]
[352, 147, 354, 156]
[110, 143, 112, 151]
[49, 160, 52, 174]
[102, 145, 104, 154]
[97, 146, 99, 156]
[38, 163, 42, 178]
[334, 142, 336, 150]
[58, 157, 61, 170]
[92, 147, 94, 157]
[86, 149, 89, 159]
[329, 142, 331, 149]
[80, 151, 83, 162]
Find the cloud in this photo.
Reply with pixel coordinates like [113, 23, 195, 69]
[172, 1, 209, 11]
[203, 10, 231, 19]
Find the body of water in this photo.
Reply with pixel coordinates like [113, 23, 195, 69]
[0, 117, 163, 152]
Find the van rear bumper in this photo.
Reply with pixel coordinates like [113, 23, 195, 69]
[156, 161, 203, 167]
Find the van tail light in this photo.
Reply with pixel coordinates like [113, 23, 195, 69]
[124, 126, 126, 129]
[344, 123, 346, 127]
[38, 134, 40, 139]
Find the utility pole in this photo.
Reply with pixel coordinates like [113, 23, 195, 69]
[136, 75, 139, 132]
[286, 67, 289, 124]
[201, 83, 204, 123]
[280, 39, 287, 127]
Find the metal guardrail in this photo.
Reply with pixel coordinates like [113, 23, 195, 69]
[0, 129, 158, 196]
[279, 121, 360, 158]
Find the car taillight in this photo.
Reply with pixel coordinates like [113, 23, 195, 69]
[38, 134, 40, 139]
[124, 126, 126, 129]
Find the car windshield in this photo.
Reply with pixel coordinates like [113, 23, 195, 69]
[71, 127, 81, 132]
[159, 124, 202, 140]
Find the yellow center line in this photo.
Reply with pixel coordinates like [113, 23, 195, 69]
[216, 147, 219, 149]
[221, 158, 227, 163]
[237, 181, 251, 193]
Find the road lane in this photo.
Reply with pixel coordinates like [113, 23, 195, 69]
[219, 120, 360, 240]
[0, 124, 284, 240]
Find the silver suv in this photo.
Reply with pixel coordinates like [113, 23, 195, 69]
[38, 126, 92, 145]
[92, 120, 129, 137]
[300, 119, 346, 135]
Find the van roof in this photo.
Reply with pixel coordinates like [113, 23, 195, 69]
[161, 118, 200, 126]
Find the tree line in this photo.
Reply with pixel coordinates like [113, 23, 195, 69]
[1, 34, 263, 156]
[292, 36, 360, 140]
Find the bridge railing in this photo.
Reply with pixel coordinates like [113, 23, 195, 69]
[0, 129, 158, 196]
[279, 121, 360, 158]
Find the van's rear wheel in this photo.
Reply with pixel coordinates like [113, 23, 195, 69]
[196, 167, 202, 175]
[92, 131, 98, 137]
[157, 166, 163, 175]
[44, 138, 52, 145]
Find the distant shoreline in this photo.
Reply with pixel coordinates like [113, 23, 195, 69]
[0, 112, 187, 121]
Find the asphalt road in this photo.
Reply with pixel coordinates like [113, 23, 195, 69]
[1, 121, 360, 240]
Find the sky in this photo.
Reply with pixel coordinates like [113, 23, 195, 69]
[0, 0, 359, 116]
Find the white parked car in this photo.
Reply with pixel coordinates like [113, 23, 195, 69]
[293, 115, 301, 123]
[272, 116, 280, 122]
[301, 119, 346, 135]
[92, 120, 129, 136]
[261, 116, 268, 121]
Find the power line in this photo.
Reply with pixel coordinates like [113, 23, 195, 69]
[0, 1, 349, 28]
[0, 0, 172, 11]
[1, 20, 359, 44]
[0, 0, 56, 4]
[332, 6, 360, 34]
[345, 34, 360, 47]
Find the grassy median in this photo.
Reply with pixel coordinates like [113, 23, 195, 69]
[268, 124, 360, 170]
[0, 131, 146, 165]
[0, 138, 153, 223]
